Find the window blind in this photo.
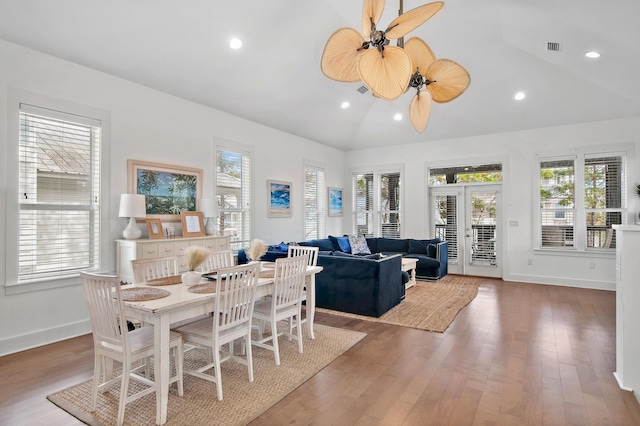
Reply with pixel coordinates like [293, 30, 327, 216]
[380, 172, 401, 238]
[354, 172, 374, 237]
[216, 149, 251, 251]
[18, 104, 101, 281]
[304, 165, 325, 240]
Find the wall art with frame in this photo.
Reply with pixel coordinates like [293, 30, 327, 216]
[328, 187, 343, 217]
[267, 179, 292, 217]
[180, 211, 205, 237]
[128, 159, 202, 222]
[146, 218, 164, 239]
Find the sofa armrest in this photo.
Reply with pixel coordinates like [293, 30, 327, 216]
[435, 242, 448, 278]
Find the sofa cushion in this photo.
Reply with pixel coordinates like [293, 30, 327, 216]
[349, 235, 371, 255]
[376, 238, 409, 253]
[268, 242, 289, 252]
[408, 239, 428, 254]
[332, 251, 358, 258]
[318, 250, 334, 256]
[427, 243, 437, 258]
[299, 238, 334, 252]
[365, 238, 378, 253]
[328, 235, 343, 251]
[404, 254, 440, 269]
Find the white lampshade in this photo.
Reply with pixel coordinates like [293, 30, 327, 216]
[119, 194, 146, 239]
[119, 194, 146, 218]
[199, 198, 218, 236]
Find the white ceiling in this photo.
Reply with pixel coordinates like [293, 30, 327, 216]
[1, 0, 639, 151]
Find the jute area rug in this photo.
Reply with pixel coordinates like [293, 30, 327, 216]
[47, 324, 365, 426]
[316, 274, 480, 333]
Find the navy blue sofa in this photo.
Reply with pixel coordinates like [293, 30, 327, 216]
[237, 236, 447, 317]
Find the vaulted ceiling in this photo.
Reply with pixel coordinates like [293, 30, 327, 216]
[1, 0, 638, 151]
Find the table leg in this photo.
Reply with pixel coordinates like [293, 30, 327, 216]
[307, 275, 315, 339]
[154, 316, 171, 425]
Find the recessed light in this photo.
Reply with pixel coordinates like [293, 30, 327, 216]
[585, 51, 601, 59]
[229, 38, 243, 49]
[393, 113, 403, 121]
[341, 101, 350, 109]
[514, 91, 526, 101]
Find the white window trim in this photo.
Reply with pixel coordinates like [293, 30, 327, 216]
[213, 138, 254, 252]
[351, 163, 404, 238]
[303, 159, 325, 240]
[5, 88, 111, 295]
[533, 144, 633, 255]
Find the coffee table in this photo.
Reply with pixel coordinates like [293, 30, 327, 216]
[402, 257, 418, 289]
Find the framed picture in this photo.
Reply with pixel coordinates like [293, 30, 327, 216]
[328, 187, 343, 217]
[128, 159, 202, 222]
[146, 218, 164, 239]
[180, 211, 205, 237]
[267, 179, 292, 217]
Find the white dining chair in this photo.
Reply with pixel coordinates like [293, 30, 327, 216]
[80, 272, 184, 426]
[287, 245, 318, 338]
[196, 249, 235, 273]
[131, 256, 179, 282]
[252, 254, 309, 365]
[173, 262, 260, 401]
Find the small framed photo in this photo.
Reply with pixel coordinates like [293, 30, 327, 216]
[180, 211, 205, 237]
[146, 218, 164, 239]
[328, 187, 343, 217]
[268, 179, 292, 218]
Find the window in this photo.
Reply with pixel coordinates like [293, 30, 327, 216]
[304, 164, 325, 240]
[353, 168, 402, 237]
[539, 153, 624, 250]
[18, 104, 102, 282]
[216, 148, 251, 251]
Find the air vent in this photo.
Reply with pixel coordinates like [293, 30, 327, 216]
[546, 42, 562, 52]
[357, 85, 369, 94]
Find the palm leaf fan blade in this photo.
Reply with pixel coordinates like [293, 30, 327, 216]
[362, 0, 385, 37]
[385, 1, 444, 40]
[321, 28, 365, 82]
[426, 58, 471, 103]
[409, 90, 432, 132]
[404, 37, 436, 74]
[357, 46, 412, 101]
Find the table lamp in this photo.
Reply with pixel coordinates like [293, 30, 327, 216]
[119, 194, 146, 239]
[199, 198, 218, 235]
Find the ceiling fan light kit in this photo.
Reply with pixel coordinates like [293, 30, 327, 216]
[321, 0, 470, 133]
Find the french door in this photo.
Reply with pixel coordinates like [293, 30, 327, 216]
[430, 185, 502, 278]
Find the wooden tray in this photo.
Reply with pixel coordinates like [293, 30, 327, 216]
[146, 275, 182, 286]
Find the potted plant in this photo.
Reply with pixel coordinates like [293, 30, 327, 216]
[182, 246, 210, 285]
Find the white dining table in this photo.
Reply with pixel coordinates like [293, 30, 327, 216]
[122, 263, 322, 425]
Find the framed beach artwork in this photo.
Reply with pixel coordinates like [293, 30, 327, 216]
[267, 179, 292, 217]
[128, 159, 202, 222]
[328, 187, 343, 217]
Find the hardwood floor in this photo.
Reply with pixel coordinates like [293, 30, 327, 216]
[2, 278, 640, 425]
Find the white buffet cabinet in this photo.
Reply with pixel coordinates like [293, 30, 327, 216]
[612, 225, 640, 403]
[116, 235, 230, 284]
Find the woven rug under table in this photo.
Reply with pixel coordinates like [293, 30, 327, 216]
[315, 274, 480, 333]
[47, 324, 365, 426]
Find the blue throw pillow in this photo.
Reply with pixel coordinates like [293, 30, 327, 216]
[348, 235, 371, 255]
[427, 243, 437, 258]
[336, 236, 351, 253]
[328, 235, 341, 251]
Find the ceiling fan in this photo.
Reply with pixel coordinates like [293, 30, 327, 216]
[320, 0, 470, 133]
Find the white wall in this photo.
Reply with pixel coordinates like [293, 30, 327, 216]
[2, 37, 639, 356]
[345, 117, 640, 290]
[0, 40, 344, 355]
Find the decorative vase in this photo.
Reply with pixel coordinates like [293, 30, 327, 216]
[181, 270, 201, 286]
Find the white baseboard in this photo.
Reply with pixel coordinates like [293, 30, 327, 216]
[0, 319, 91, 357]
[503, 273, 615, 291]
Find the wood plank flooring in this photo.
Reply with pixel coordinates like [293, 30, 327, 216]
[2, 278, 640, 425]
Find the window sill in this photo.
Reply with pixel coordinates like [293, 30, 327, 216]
[5, 274, 81, 295]
[533, 248, 615, 259]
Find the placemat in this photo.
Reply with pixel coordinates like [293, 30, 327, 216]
[146, 275, 182, 286]
[120, 287, 171, 301]
[187, 283, 218, 294]
[259, 269, 275, 279]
